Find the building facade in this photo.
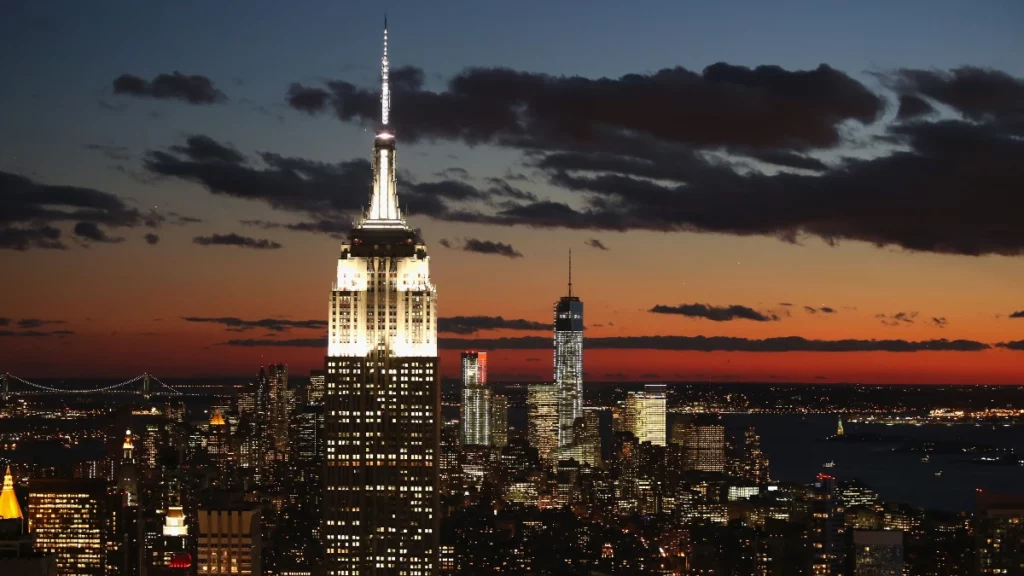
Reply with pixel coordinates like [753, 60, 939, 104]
[624, 385, 666, 446]
[197, 507, 262, 575]
[322, 22, 439, 576]
[554, 254, 584, 448]
[528, 384, 559, 463]
[28, 478, 108, 576]
[489, 394, 508, 448]
[460, 352, 489, 446]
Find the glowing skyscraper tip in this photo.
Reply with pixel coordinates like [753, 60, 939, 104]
[381, 17, 390, 126]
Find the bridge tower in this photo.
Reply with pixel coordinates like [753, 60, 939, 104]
[143, 373, 151, 399]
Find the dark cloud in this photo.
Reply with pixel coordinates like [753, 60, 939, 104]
[997, 341, 1024, 351]
[288, 63, 881, 150]
[84, 143, 133, 161]
[895, 95, 935, 120]
[144, 135, 530, 234]
[1009, 310, 1024, 319]
[113, 72, 227, 104]
[170, 135, 244, 164]
[193, 233, 282, 250]
[650, 303, 779, 322]
[437, 316, 547, 335]
[0, 170, 147, 250]
[805, 306, 836, 314]
[437, 335, 990, 352]
[931, 317, 949, 328]
[17, 319, 65, 329]
[585, 238, 609, 251]
[0, 329, 74, 338]
[182, 316, 327, 332]
[458, 238, 523, 258]
[74, 222, 124, 243]
[803, 306, 817, 314]
[778, 302, 793, 307]
[434, 167, 470, 180]
[0, 318, 8, 327]
[144, 233, 160, 245]
[885, 67, 1024, 124]
[224, 337, 324, 348]
[876, 312, 918, 327]
[438, 238, 453, 249]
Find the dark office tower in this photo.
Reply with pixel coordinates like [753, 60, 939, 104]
[811, 473, 847, 576]
[460, 351, 490, 446]
[439, 423, 462, 496]
[240, 367, 273, 483]
[115, 431, 143, 576]
[555, 251, 584, 447]
[28, 478, 109, 576]
[976, 491, 1024, 575]
[742, 427, 770, 484]
[322, 20, 439, 576]
[489, 394, 508, 448]
[308, 369, 326, 405]
[266, 363, 290, 463]
[851, 530, 903, 576]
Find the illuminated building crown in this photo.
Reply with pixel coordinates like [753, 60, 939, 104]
[0, 465, 22, 519]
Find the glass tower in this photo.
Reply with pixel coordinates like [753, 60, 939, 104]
[555, 252, 584, 447]
[322, 20, 439, 576]
[460, 352, 490, 446]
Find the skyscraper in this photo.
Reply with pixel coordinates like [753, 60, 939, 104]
[624, 384, 666, 446]
[322, 20, 439, 576]
[460, 351, 490, 446]
[489, 394, 509, 448]
[266, 363, 290, 463]
[197, 506, 262, 575]
[28, 478, 108, 576]
[555, 251, 584, 447]
[308, 369, 326, 405]
[528, 384, 559, 463]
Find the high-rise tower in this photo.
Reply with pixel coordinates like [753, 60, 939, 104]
[323, 19, 439, 576]
[460, 351, 490, 446]
[555, 250, 584, 447]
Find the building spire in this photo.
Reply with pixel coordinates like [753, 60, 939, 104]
[568, 249, 573, 297]
[381, 16, 390, 126]
[360, 17, 404, 228]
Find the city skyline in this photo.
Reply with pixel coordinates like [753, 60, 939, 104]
[5, 1, 1024, 384]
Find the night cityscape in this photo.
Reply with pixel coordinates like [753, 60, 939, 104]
[3, 1, 1024, 575]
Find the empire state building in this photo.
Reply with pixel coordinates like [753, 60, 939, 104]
[323, 21, 439, 576]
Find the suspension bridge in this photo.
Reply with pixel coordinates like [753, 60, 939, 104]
[1, 373, 194, 399]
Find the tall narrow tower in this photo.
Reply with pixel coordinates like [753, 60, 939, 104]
[555, 250, 584, 448]
[323, 19, 440, 576]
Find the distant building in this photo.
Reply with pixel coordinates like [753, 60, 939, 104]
[461, 351, 490, 446]
[852, 530, 903, 576]
[307, 369, 325, 405]
[742, 427, 770, 484]
[673, 417, 726, 473]
[196, 506, 262, 575]
[555, 252, 584, 447]
[528, 384, 560, 463]
[265, 363, 290, 464]
[975, 491, 1024, 574]
[489, 394, 508, 448]
[624, 385, 666, 446]
[28, 478, 108, 576]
